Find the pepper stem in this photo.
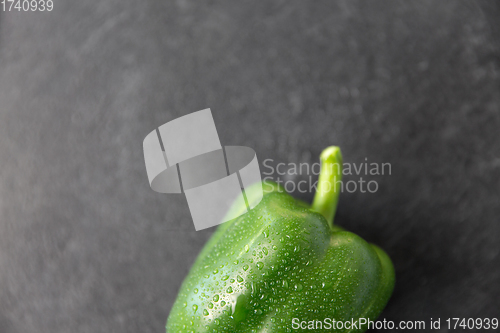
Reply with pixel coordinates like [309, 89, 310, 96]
[311, 146, 343, 229]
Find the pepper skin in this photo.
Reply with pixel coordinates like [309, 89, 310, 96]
[166, 147, 395, 332]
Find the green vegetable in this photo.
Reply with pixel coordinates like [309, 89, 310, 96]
[166, 146, 395, 332]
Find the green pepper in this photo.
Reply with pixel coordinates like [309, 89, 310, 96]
[166, 146, 395, 332]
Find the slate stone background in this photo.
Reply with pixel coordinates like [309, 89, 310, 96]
[0, 1, 499, 332]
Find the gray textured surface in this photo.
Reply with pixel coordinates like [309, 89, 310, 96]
[0, 1, 499, 332]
